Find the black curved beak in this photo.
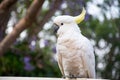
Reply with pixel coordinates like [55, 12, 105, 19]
[53, 24, 59, 33]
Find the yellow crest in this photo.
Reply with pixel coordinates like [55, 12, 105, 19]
[74, 8, 86, 24]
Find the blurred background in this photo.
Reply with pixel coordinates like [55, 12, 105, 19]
[0, 0, 120, 80]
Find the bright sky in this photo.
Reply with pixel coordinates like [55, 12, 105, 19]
[87, 0, 119, 22]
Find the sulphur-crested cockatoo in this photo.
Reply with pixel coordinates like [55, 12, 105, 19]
[53, 8, 96, 78]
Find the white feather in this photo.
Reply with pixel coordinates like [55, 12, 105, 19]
[54, 15, 96, 78]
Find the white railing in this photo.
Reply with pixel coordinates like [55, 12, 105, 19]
[0, 77, 108, 80]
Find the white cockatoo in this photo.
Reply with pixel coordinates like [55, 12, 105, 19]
[53, 8, 96, 78]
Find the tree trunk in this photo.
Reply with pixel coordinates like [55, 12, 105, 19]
[27, 0, 63, 40]
[0, 0, 17, 41]
[0, 0, 45, 55]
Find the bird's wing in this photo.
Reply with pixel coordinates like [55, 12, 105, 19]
[78, 37, 96, 78]
[57, 53, 65, 76]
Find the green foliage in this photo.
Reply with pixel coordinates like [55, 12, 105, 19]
[95, 20, 117, 40]
[0, 41, 61, 77]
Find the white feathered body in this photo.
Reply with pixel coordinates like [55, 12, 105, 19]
[56, 23, 96, 78]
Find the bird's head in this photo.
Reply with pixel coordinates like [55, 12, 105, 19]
[53, 8, 86, 33]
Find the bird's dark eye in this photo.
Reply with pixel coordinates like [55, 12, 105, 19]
[61, 23, 63, 25]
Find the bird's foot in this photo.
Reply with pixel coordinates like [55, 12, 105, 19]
[62, 76, 66, 79]
[67, 74, 78, 79]
[63, 74, 82, 79]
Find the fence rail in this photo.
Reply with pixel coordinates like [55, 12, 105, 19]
[0, 77, 108, 80]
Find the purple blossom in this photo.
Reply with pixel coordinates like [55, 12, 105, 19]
[29, 44, 35, 51]
[44, 40, 49, 46]
[24, 56, 30, 63]
[23, 56, 35, 71]
[29, 40, 36, 51]
[52, 46, 56, 53]
[85, 13, 90, 21]
[24, 63, 35, 71]
[13, 40, 20, 45]
[28, 36, 37, 44]
[76, 0, 84, 6]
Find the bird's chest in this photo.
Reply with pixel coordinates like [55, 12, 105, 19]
[57, 36, 81, 58]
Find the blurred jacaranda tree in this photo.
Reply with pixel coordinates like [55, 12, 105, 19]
[0, 0, 120, 80]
